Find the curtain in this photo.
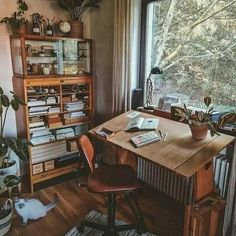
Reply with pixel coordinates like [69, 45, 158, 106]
[112, 0, 141, 116]
[223, 141, 236, 236]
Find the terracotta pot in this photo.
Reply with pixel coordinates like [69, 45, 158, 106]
[190, 123, 208, 140]
[13, 23, 28, 35]
[68, 21, 83, 38]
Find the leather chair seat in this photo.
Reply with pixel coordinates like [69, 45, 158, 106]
[88, 164, 140, 193]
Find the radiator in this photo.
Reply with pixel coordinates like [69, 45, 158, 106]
[137, 157, 194, 204]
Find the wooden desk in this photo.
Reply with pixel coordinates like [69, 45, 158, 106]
[89, 111, 235, 235]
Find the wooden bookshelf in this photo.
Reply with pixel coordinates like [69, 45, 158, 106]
[11, 35, 94, 192]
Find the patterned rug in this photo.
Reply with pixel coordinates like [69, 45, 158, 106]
[65, 210, 156, 236]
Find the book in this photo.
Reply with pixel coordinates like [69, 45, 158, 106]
[125, 117, 159, 132]
[131, 131, 160, 147]
[95, 127, 116, 139]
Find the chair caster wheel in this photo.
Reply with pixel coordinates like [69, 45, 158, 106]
[77, 223, 84, 233]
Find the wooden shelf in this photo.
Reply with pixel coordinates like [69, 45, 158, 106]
[12, 35, 94, 193]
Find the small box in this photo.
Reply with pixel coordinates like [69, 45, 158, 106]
[32, 163, 43, 175]
[67, 140, 79, 152]
[44, 160, 55, 171]
[62, 96, 72, 103]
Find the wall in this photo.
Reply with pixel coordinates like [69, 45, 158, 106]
[0, 0, 90, 137]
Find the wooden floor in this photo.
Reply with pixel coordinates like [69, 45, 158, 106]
[7, 178, 184, 236]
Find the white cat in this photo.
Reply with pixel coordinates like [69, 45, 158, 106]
[14, 194, 58, 225]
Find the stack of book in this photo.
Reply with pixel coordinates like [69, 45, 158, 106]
[29, 106, 52, 116]
[47, 114, 62, 128]
[30, 129, 55, 145]
[62, 111, 88, 125]
[46, 96, 58, 104]
[213, 154, 231, 199]
[64, 101, 85, 111]
[55, 128, 75, 140]
[28, 99, 46, 106]
[48, 106, 60, 113]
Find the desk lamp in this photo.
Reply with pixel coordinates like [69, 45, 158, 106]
[145, 66, 163, 109]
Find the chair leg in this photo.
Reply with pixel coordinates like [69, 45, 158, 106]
[125, 192, 146, 233]
[105, 193, 119, 236]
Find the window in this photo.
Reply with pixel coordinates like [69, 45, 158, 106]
[141, 0, 236, 112]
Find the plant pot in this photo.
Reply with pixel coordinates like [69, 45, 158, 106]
[17, 23, 28, 35]
[68, 21, 83, 38]
[0, 199, 13, 236]
[10, 23, 28, 35]
[0, 160, 17, 176]
[190, 124, 208, 140]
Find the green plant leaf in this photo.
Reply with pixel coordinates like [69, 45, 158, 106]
[204, 97, 211, 107]
[1, 95, 10, 107]
[0, 144, 8, 157]
[3, 175, 21, 188]
[0, 87, 3, 95]
[4, 138, 29, 163]
[11, 98, 19, 111]
[57, 0, 75, 10]
[13, 94, 26, 105]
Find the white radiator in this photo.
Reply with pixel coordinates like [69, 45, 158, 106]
[137, 157, 194, 204]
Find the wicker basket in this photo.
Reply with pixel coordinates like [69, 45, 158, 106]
[0, 199, 13, 236]
[68, 21, 83, 38]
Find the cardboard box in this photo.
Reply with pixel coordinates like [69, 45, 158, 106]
[44, 160, 55, 171]
[32, 163, 43, 175]
[67, 140, 79, 152]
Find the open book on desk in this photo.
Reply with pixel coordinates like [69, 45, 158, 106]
[125, 116, 159, 132]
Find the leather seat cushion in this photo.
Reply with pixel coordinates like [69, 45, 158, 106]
[87, 164, 140, 193]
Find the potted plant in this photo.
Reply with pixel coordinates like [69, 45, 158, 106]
[0, 0, 28, 35]
[0, 86, 29, 193]
[0, 87, 28, 235]
[57, 0, 102, 38]
[175, 97, 221, 140]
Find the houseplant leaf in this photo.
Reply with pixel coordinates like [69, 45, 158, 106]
[1, 95, 10, 107]
[11, 98, 19, 111]
[4, 138, 29, 163]
[3, 175, 21, 188]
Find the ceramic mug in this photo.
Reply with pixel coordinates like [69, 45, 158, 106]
[43, 67, 50, 75]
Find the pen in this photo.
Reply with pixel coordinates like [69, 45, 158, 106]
[163, 132, 168, 142]
[159, 130, 164, 139]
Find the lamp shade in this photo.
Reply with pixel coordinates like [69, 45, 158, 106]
[150, 66, 163, 75]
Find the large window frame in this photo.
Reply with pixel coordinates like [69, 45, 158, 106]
[139, 0, 159, 104]
[140, 0, 236, 112]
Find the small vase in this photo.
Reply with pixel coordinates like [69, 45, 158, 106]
[190, 124, 208, 140]
[68, 21, 83, 38]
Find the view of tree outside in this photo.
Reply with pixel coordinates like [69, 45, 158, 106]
[145, 0, 236, 112]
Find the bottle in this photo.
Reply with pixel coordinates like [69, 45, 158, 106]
[46, 18, 55, 36]
[32, 22, 40, 35]
[46, 24, 53, 36]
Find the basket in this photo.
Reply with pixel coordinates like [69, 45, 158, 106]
[0, 199, 13, 236]
[68, 21, 83, 38]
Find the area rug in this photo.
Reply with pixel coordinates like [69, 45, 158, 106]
[65, 210, 156, 236]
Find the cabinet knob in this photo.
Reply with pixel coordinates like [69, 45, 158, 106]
[60, 80, 64, 83]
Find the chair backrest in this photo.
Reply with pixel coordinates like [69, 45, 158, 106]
[76, 135, 95, 172]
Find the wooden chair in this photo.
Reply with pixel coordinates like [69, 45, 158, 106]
[76, 135, 146, 236]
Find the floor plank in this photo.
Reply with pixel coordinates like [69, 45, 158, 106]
[6, 178, 184, 236]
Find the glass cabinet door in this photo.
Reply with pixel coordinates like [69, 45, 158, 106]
[11, 36, 92, 77]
